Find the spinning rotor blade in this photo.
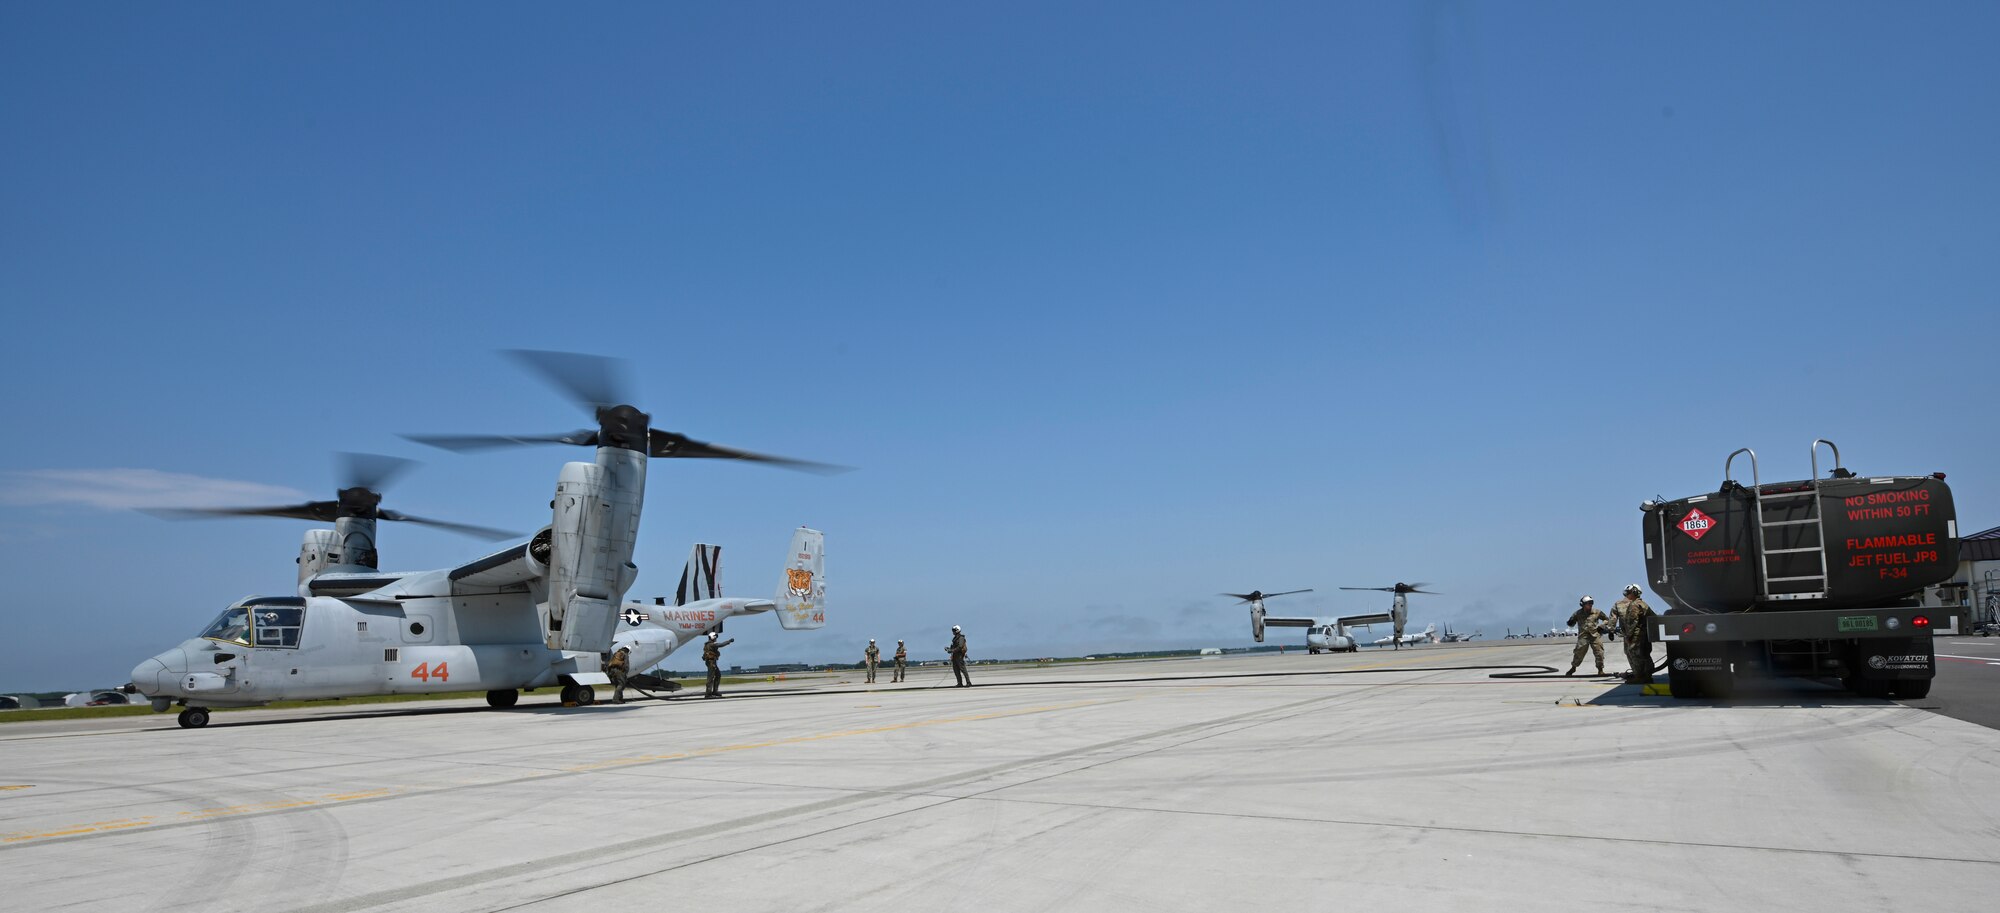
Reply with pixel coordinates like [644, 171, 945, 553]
[339, 452, 416, 493]
[1340, 582, 1437, 594]
[401, 431, 599, 452]
[1221, 588, 1312, 603]
[143, 452, 516, 541]
[505, 349, 631, 412]
[146, 501, 341, 523]
[412, 351, 851, 474]
[377, 509, 519, 541]
[647, 430, 851, 474]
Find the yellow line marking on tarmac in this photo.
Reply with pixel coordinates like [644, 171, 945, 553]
[1, 788, 407, 845]
[564, 699, 1108, 772]
[0, 785, 32, 791]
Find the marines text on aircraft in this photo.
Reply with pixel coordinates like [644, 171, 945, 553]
[129, 351, 838, 728]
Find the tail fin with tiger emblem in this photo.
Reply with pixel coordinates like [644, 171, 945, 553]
[775, 527, 825, 630]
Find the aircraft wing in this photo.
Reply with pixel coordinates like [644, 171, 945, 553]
[307, 573, 408, 597]
[1336, 613, 1392, 627]
[448, 542, 538, 588]
[1262, 616, 1316, 628]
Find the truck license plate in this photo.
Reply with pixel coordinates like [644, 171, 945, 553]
[1838, 616, 1879, 633]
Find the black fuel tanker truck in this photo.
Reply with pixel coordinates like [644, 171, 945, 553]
[1640, 440, 1964, 699]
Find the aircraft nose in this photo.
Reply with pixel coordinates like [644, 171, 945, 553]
[132, 648, 190, 696]
[130, 658, 168, 696]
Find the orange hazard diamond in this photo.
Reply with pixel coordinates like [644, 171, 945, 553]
[1678, 507, 1716, 541]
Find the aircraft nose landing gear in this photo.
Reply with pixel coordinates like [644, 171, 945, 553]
[485, 689, 519, 709]
[176, 707, 210, 729]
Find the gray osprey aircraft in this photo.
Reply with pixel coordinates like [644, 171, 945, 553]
[130, 351, 836, 728]
[1224, 589, 1385, 654]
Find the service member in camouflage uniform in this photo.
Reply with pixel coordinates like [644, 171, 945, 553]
[1614, 584, 1658, 684]
[606, 645, 632, 704]
[892, 640, 907, 683]
[1565, 596, 1607, 676]
[703, 632, 735, 698]
[948, 625, 971, 687]
[864, 639, 880, 684]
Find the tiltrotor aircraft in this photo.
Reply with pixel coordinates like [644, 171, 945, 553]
[130, 351, 836, 728]
[1224, 588, 1377, 654]
[1338, 582, 1435, 650]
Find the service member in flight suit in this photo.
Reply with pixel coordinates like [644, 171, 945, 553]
[703, 631, 735, 698]
[1565, 596, 1607, 676]
[948, 625, 971, 687]
[892, 640, 908, 683]
[606, 644, 632, 704]
[1614, 585, 1658, 684]
[864, 638, 880, 683]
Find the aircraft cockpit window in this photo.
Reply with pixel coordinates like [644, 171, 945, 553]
[253, 607, 305, 649]
[198, 607, 252, 646]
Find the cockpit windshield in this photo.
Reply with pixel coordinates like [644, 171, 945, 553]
[198, 599, 305, 648]
[199, 607, 252, 645]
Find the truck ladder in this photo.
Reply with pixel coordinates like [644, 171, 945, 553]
[1755, 485, 1828, 601]
[1726, 443, 1836, 602]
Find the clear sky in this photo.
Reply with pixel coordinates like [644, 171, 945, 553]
[3, 2, 1996, 691]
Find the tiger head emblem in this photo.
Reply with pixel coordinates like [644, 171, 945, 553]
[786, 567, 815, 599]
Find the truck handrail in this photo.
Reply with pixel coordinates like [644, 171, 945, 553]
[1811, 438, 1843, 481]
[1724, 447, 1759, 490]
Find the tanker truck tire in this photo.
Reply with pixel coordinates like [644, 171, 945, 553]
[1896, 680, 1932, 699]
[1668, 667, 1702, 699]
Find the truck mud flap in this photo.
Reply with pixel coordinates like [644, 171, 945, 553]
[1664, 641, 1735, 699]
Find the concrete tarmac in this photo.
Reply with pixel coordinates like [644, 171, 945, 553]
[3, 640, 1997, 912]
[1911, 636, 2000, 730]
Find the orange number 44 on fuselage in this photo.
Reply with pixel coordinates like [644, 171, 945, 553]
[411, 661, 450, 683]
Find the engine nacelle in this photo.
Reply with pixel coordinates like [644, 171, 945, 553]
[1251, 603, 1266, 643]
[544, 453, 646, 652]
[297, 529, 339, 584]
[332, 516, 379, 569]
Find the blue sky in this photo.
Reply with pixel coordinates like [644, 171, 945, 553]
[3, 2, 1996, 691]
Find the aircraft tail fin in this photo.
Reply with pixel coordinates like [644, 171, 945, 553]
[676, 544, 722, 606]
[775, 527, 825, 630]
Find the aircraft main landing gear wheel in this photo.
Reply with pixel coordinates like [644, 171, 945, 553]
[177, 707, 210, 729]
[558, 684, 579, 705]
[574, 686, 597, 706]
[486, 689, 519, 709]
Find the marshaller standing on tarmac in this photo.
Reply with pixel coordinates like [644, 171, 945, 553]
[606, 644, 632, 704]
[1614, 584, 1658, 684]
[864, 638, 880, 684]
[892, 639, 907, 682]
[702, 631, 735, 698]
[1565, 596, 1607, 676]
[948, 625, 971, 687]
